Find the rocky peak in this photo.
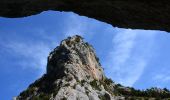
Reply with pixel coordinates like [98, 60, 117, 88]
[47, 35, 104, 81]
[16, 35, 170, 100]
[17, 35, 117, 100]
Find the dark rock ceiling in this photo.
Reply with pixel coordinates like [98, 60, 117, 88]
[0, 0, 170, 32]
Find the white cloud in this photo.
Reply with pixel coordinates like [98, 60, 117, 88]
[111, 29, 137, 70]
[2, 40, 53, 76]
[153, 72, 170, 82]
[104, 29, 157, 86]
[63, 13, 86, 37]
[62, 12, 102, 39]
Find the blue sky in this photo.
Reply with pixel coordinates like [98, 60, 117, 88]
[0, 11, 170, 99]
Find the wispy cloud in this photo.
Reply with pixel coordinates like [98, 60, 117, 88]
[63, 12, 102, 39]
[152, 68, 170, 83]
[0, 28, 59, 76]
[2, 41, 51, 75]
[104, 29, 157, 86]
[153, 74, 170, 82]
[63, 13, 87, 37]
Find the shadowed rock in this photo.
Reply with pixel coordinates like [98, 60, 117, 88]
[1, 0, 170, 32]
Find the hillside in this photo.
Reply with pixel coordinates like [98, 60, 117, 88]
[16, 35, 170, 100]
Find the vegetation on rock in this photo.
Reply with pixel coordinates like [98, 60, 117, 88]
[16, 36, 170, 100]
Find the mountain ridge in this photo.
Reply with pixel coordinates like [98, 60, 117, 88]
[16, 35, 170, 100]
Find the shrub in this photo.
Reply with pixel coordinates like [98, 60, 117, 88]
[104, 78, 113, 85]
[98, 93, 111, 100]
[90, 80, 101, 91]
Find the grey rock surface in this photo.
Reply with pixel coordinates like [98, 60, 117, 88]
[16, 35, 123, 100]
[1, 0, 170, 32]
[16, 35, 170, 100]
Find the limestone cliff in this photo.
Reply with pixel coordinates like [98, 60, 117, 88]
[16, 35, 121, 100]
[16, 35, 170, 100]
[0, 0, 170, 32]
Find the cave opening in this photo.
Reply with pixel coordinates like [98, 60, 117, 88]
[0, 11, 170, 99]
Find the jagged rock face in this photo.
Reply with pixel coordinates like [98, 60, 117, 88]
[1, 0, 170, 32]
[16, 35, 170, 100]
[47, 35, 104, 81]
[16, 35, 122, 100]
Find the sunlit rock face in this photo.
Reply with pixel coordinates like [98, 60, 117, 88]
[16, 35, 170, 100]
[1, 0, 170, 32]
[16, 35, 123, 100]
[47, 35, 104, 81]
